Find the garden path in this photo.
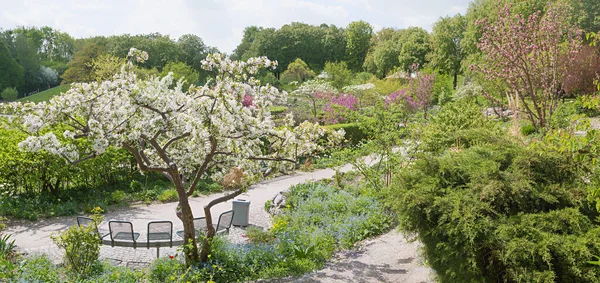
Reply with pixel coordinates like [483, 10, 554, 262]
[7, 157, 434, 281]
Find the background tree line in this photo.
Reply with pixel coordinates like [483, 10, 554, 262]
[0, 0, 598, 101]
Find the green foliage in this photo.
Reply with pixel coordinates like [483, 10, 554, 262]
[0, 126, 149, 219]
[244, 227, 277, 244]
[235, 23, 346, 72]
[281, 58, 315, 84]
[346, 21, 373, 72]
[192, 182, 392, 282]
[396, 27, 431, 72]
[0, 39, 24, 91]
[324, 61, 353, 89]
[160, 61, 199, 90]
[158, 189, 178, 203]
[418, 101, 502, 153]
[148, 257, 186, 283]
[323, 123, 366, 145]
[520, 123, 536, 136]
[428, 14, 467, 89]
[61, 42, 104, 84]
[1, 87, 18, 101]
[386, 127, 600, 282]
[0, 234, 16, 261]
[11, 255, 145, 283]
[17, 84, 69, 102]
[52, 212, 103, 276]
[109, 190, 127, 204]
[17, 255, 60, 283]
[431, 72, 454, 105]
[90, 53, 126, 82]
[268, 105, 287, 115]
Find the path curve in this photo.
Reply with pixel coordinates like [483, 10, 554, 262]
[6, 160, 435, 281]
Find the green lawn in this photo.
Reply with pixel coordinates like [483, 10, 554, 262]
[17, 85, 70, 103]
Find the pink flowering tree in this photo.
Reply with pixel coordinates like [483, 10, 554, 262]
[321, 93, 358, 124]
[292, 79, 337, 120]
[474, 2, 582, 130]
[407, 65, 436, 119]
[5, 50, 344, 265]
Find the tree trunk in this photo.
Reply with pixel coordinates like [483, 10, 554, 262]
[172, 173, 198, 266]
[453, 72, 458, 90]
[200, 188, 243, 262]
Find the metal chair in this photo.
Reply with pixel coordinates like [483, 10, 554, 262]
[176, 217, 206, 239]
[108, 221, 140, 248]
[77, 216, 107, 240]
[214, 210, 234, 234]
[147, 220, 173, 258]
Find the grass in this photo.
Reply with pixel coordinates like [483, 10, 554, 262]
[17, 85, 70, 103]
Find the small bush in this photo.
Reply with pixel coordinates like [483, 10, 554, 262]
[147, 257, 186, 283]
[52, 212, 103, 276]
[1, 87, 18, 102]
[158, 189, 178, 203]
[109, 190, 126, 204]
[520, 123, 536, 136]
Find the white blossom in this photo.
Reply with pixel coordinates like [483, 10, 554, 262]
[8, 51, 343, 180]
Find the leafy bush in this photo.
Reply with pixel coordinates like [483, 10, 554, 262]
[158, 189, 178, 203]
[520, 123, 536, 136]
[418, 101, 503, 153]
[109, 190, 127, 204]
[386, 135, 600, 282]
[147, 257, 186, 283]
[1, 87, 18, 101]
[52, 213, 102, 276]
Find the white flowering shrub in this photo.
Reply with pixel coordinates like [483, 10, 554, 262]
[5, 49, 343, 264]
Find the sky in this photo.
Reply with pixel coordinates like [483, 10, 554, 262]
[0, 0, 472, 53]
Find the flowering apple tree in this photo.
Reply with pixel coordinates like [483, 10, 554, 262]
[5, 49, 344, 265]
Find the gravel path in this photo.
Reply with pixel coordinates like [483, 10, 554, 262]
[6, 159, 434, 281]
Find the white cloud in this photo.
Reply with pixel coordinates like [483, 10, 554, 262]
[0, 0, 470, 53]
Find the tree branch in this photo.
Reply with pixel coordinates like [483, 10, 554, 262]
[247, 156, 297, 163]
[163, 132, 191, 151]
[122, 143, 169, 173]
[186, 136, 217, 197]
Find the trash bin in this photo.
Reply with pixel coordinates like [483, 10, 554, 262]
[232, 199, 250, 227]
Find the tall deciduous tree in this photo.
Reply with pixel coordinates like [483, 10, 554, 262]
[0, 40, 24, 91]
[429, 14, 467, 89]
[345, 21, 373, 72]
[15, 34, 41, 92]
[474, 2, 582, 130]
[8, 50, 342, 266]
[397, 27, 431, 73]
[61, 42, 104, 84]
[280, 58, 316, 83]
